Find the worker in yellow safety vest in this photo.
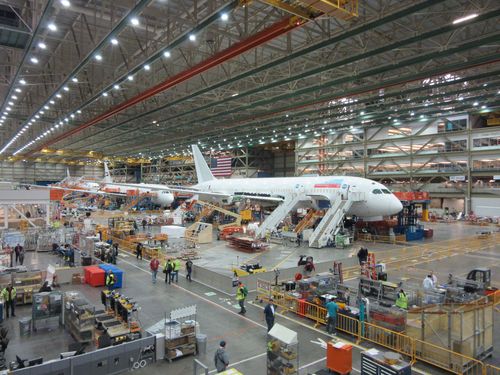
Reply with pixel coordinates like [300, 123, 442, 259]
[172, 258, 181, 283]
[1, 284, 17, 318]
[395, 289, 408, 309]
[236, 282, 248, 315]
[106, 271, 116, 291]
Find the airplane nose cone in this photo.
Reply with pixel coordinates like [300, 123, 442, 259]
[391, 197, 403, 214]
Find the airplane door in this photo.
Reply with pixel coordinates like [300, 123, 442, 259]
[340, 184, 350, 200]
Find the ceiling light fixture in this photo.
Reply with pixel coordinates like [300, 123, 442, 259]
[48, 23, 57, 31]
[127, 75, 134, 81]
[189, 34, 196, 42]
[63, 86, 69, 91]
[95, 54, 102, 61]
[452, 13, 478, 24]
[15, 88, 21, 93]
[72, 77, 78, 82]
[130, 17, 139, 26]
[221, 13, 229, 21]
[114, 84, 120, 90]
[144, 64, 150, 71]
[38, 42, 47, 49]
[111, 38, 118, 45]
[30, 57, 39, 64]
[19, 79, 26, 85]
[163, 51, 171, 58]
[60, 0, 71, 7]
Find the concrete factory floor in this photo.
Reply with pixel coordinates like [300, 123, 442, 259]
[2, 221, 499, 374]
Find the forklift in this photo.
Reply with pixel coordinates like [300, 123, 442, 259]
[447, 268, 496, 295]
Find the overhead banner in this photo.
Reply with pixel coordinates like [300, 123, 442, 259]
[450, 176, 466, 182]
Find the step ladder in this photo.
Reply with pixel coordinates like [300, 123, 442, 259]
[255, 194, 304, 238]
[308, 193, 358, 248]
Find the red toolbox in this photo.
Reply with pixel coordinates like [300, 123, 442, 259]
[84, 266, 105, 287]
[327, 341, 352, 374]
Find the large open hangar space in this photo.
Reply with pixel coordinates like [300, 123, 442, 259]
[0, 0, 499, 374]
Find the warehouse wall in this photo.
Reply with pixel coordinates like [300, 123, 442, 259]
[471, 197, 500, 217]
[273, 150, 295, 177]
[0, 162, 103, 183]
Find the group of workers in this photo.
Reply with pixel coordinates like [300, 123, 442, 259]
[52, 243, 75, 266]
[146, 257, 193, 284]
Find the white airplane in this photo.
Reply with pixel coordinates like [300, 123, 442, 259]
[99, 162, 175, 207]
[28, 163, 175, 208]
[113, 145, 403, 218]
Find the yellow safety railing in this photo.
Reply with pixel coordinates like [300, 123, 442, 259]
[484, 364, 500, 375]
[361, 321, 414, 360]
[414, 339, 484, 375]
[256, 277, 499, 375]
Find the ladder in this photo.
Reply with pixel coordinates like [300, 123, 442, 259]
[308, 194, 354, 248]
[195, 200, 242, 229]
[255, 194, 304, 238]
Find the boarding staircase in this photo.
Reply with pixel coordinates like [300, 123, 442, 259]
[308, 192, 363, 248]
[255, 194, 304, 238]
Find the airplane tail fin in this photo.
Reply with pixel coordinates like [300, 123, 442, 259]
[192, 145, 215, 183]
[102, 161, 113, 183]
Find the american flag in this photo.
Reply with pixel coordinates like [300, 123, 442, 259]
[210, 156, 232, 177]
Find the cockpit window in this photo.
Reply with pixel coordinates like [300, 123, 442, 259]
[372, 189, 382, 194]
[381, 189, 391, 194]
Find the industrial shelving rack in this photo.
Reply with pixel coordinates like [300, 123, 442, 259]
[267, 323, 299, 375]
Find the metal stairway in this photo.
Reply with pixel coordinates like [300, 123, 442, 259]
[255, 194, 304, 238]
[308, 194, 357, 248]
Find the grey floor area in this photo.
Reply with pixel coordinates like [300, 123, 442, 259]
[1, 221, 498, 374]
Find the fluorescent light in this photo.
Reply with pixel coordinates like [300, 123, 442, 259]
[30, 57, 39, 64]
[114, 84, 120, 90]
[102, 92, 108, 97]
[60, 0, 71, 6]
[70, 114, 75, 118]
[19, 79, 26, 85]
[12, 95, 18, 100]
[221, 13, 229, 21]
[452, 13, 478, 24]
[144, 64, 150, 71]
[6, 107, 11, 111]
[15, 88, 21, 92]
[127, 75, 134, 81]
[111, 38, 118, 45]
[63, 86, 69, 91]
[95, 54, 102, 61]
[130, 17, 139, 26]
[38, 42, 47, 49]
[44, 105, 49, 109]
[72, 77, 78, 82]
[473, 102, 479, 106]
[48, 23, 57, 31]
[56, 93, 62, 98]
[8, 102, 13, 106]
[163, 51, 171, 58]
[77, 110, 81, 113]
[189, 34, 196, 41]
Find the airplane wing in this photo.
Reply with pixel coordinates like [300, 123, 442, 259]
[108, 182, 231, 199]
[106, 182, 285, 203]
[26, 184, 127, 197]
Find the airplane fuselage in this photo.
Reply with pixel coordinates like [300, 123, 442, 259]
[195, 176, 402, 217]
